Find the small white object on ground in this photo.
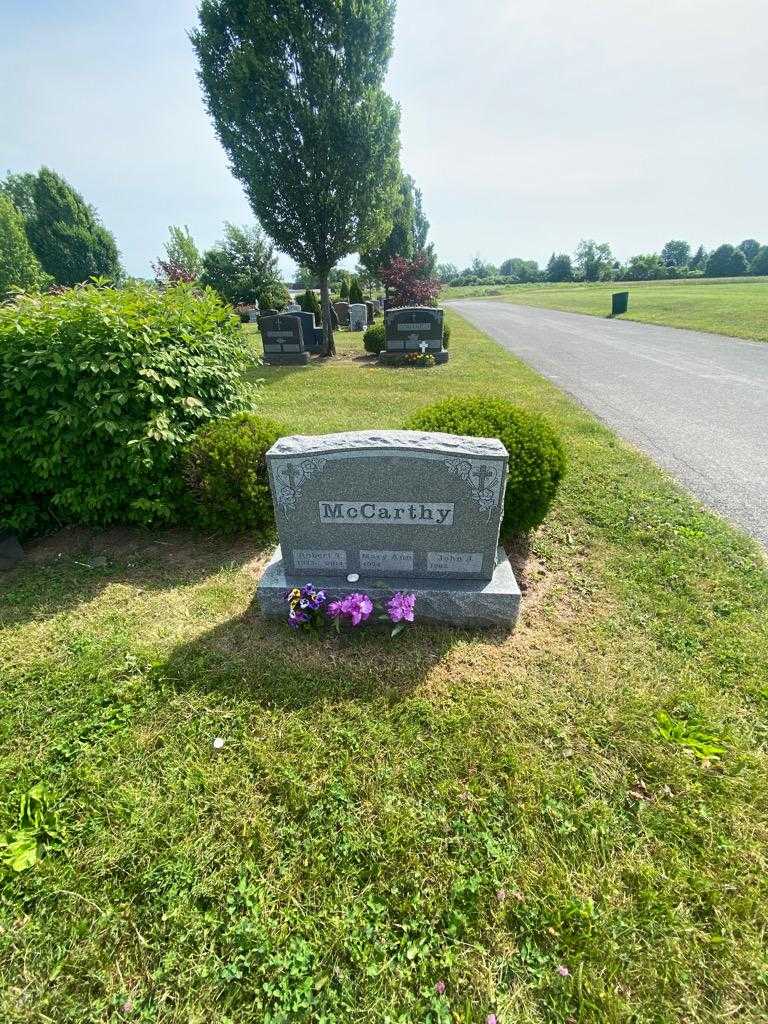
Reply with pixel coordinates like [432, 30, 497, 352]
[347, 573, 360, 583]
[213, 737, 225, 750]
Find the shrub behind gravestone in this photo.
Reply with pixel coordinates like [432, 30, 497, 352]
[184, 413, 283, 534]
[363, 320, 386, 353]
[0, 282, 249, 536]
[407, 397, 565, 534]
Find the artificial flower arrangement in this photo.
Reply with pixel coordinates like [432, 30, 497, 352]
[285, 584, 416, 638]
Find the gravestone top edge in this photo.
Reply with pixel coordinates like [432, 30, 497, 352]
[267, 429, 507, 460]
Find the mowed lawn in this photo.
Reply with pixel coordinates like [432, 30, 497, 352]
[2, 314, 767, 1023]
[441, 277, 768, 342]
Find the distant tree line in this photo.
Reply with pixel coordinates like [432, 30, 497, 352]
[439, 237, 768, 286]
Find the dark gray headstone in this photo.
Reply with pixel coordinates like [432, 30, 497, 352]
[334, 301, 350, 326]
[365, 301, 375, 323]
[258, 314, 309, 365]
[283, 310, 324, 353]
[385, 307, 444, 353]
[266, 430, 508, 582]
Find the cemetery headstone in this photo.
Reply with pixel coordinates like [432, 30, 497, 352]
[334, 301, 350, 327]
[285, 302, 302, 313]
[283, 310, 324, 353]
[365, 300, 376, 323]
[349, 303, 367, 331]
[380, 306, 448, 365]
[257, 430, 520, 628]
[258, 313, 310, 366]
[247, 306, 260, 323]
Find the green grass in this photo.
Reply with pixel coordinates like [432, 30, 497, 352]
[441, 276, 768, 342]
[2, 315, 767, 1023]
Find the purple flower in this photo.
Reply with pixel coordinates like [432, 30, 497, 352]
[327, 599, 344, 619]
[341, 593, 373, 626]
[556, 965, 570, 977]
[487, 1015, 498, 1024]
[434, 980, 446, 996]
[387, 592, 416, 623]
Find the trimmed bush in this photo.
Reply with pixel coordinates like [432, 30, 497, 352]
[363, 320, 385, 354]
[407, 397, 565, 534]
[184, 413, 283, 534]
[0, 282, 249, 536]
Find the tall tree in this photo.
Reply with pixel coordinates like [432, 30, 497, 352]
[201, 222, 288, 307]
[359, 172, 414, 278]
[689, 244, 707, 271]
[24, 167, 121, 285]
[192, 0, 401, 355]
[660, 239, 690, 269]
[0, 193, 47, 296]
[545, 252, 573, 282]
[705, 244, 748, 278]
[738, 238, 760, 263]
[1, 172, 37, 220]
[574, 239, 613, 282]
[154, 225, 202, 284]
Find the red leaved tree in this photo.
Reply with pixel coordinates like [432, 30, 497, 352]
[379, 252, 440, 308]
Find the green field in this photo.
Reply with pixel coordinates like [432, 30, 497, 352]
[2, 315, 767, 1022]
[441, 276, 768, 342]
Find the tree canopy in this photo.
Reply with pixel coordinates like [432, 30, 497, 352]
[0, 193, 47, 296]
[154, 225, 203, 284]
[17, 167, 122, 285]
[200, 222, 288, 308]
[192, 0, 401, 354]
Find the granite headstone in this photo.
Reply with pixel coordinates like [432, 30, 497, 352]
[257, 430, 520, 628]
[381, 306, 448, 364]
[258, 313, 310, 366]
[349, 302, 367, 331]
[334, 301, 350, 327]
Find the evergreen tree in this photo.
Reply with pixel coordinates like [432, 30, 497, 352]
[0, 193, 47, 295]
[546, 252, 573, 282]
[193, 0, 401, 355]
[25, 167, 121, 285]
[348, 277, 363, 303]
[339, 277, 350, 300]
[689, 245, 707, 271]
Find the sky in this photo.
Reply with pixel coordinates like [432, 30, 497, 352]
[2, 0, 767, 278]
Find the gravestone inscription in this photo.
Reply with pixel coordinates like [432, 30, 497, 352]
[257, 430, 521, 628]
[258, 313, 310, 366]
[381, 306, 448, 364]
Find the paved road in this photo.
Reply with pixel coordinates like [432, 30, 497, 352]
[450, 300, 768, 547]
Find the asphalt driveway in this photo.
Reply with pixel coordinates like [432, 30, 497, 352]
[450, 300, 768, 548]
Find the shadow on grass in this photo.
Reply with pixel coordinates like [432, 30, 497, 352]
[0, 527, 267, 630]
[156, 604, 474, 709]
[155, 540, 532, 710]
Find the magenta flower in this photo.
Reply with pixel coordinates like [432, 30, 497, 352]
[327, 599, 344, 619]
[341, 592, 373, 626]
[386, 592, 416, 623]
[487, 1015, 498, 1024]
[556, 964, 570, 977]
[434, 980, 446, 996]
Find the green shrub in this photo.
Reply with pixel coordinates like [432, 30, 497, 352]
[0, 282, 250, 536]
[184, 413, 283, 534]
[363, 320, 385, 354]
[348, 277, 364, 304]
[407, 397, 565, 533]
[364, 319, 450, 354]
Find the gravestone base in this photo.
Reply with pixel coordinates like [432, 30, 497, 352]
[257, 544, 520, 630]
[263, 352, 311, 366]
[379, 349, 449, 366]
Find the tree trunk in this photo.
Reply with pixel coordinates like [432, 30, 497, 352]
[319, 274, 336, 357]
